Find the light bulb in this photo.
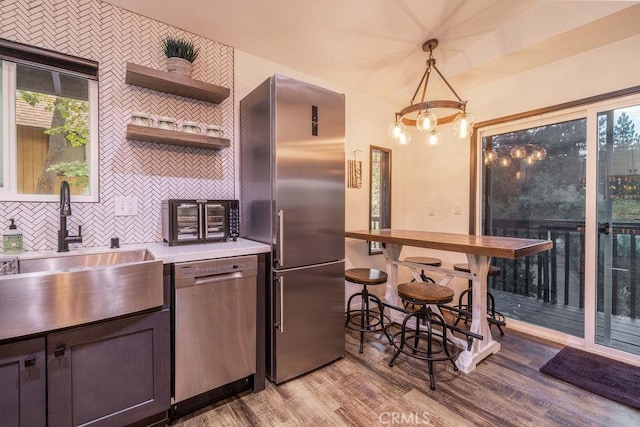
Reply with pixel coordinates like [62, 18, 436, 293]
[453, 112, 474, 139]
[498, 156, 512, 167]
[425, 128, 441, 146]
[484, 148, 498, 162]
[533, 147, 547, 160]
[416, 110, 437, 131]
[388, 120, 406, 139]
[395, 131, 411, 146]
[485, 149, 498, 162]
[524, 155, 536, 165]
[510, 146, 527, 159]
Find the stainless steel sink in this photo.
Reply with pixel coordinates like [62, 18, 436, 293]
[0, 249, 163, 341]
[18, 248, 153, 273]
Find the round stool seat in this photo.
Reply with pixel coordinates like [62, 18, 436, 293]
[404, 256, 442, 267]
[397, 282, 454, 305]
[453, 263, 501, 277]
[345, 268, 388, 285]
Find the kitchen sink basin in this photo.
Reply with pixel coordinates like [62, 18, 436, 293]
[18, 248, 154, 273]
[0, 249, 163, 341]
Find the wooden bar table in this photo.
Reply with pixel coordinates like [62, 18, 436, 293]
[345, 229, 552, 373]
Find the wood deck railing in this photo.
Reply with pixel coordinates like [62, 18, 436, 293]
[489, 219, 639, 319]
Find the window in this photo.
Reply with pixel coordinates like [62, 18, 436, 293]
[0, 39, 98, 201]
[369, 145, 391, 255]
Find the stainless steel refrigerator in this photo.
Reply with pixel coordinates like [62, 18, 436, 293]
[240, 75, 345, 384]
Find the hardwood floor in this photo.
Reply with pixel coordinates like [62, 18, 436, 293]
[172, 327, 639, 426]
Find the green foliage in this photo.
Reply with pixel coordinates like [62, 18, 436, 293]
[20, 91, 44, 106]
[46, 161, 88, 187]
[18, 90, 89, 148]
[44, 98, 89, 147]
[161, 36, 199, 63]
[17, 90, 89, 186]
[614, 112, 636, 146]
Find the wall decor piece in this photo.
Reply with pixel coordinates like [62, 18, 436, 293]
[348, 150, 362, 189]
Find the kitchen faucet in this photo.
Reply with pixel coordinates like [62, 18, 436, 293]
[58, 180, 83, 252]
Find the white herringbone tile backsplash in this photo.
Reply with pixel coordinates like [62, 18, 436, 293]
[0, 0, 235, 251]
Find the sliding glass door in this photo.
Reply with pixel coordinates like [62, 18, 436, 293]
[478, 94, 640, 358]
[594, 102, 640, 355]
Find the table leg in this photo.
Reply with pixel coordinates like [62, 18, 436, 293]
[382, 244, 405, 324]
[455, 254, 501, 373]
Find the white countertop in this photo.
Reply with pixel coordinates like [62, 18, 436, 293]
[145, 239, 271, 263]
[11, 238, 271, 265]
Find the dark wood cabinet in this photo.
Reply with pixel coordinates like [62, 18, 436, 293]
[47, 310, 170, 427]
[0, 337, 47, 427]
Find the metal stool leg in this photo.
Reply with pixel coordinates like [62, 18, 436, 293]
[375, 295, 393, 344]
[345, 292, 359, 327]
[359, 285, 370, 353]
[389, 311, 418, 367]
[487, 291, 505, 335]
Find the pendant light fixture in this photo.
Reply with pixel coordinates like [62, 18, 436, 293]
[388, 39, 473, 146]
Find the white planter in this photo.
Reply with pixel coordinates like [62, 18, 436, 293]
[166, 57, 193, 77]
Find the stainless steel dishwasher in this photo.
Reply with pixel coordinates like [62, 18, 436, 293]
[172, 255, 257, 409]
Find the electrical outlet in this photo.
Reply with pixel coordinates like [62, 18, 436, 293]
[114, 196, 138, 216]
[454, 203, 462, 215]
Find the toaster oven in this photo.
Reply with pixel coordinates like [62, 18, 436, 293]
[162, 199, 239, 246]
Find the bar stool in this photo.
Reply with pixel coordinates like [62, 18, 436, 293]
[452, 263, 506, 335]
[404, 256, 442, 283]
[345, 268, 392, 353]
[388, 282, 459, 390]
[402, 256, 443, 311]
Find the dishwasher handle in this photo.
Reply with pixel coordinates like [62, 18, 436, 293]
[194, 271, 245, 285]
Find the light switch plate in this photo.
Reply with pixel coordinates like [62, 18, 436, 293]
[114, 196, 138, 216]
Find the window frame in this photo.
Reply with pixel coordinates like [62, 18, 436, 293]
[369, 145, 392, 255]
[0, 39, 99, 202]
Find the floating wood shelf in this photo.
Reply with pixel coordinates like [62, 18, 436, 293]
[125, 62, 230, 104]
[126, 124, 230, 150]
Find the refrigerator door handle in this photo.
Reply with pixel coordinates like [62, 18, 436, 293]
[279, 276, 285, 333]
[198, 204, 205, 240]
[276, 210, 284, 266]
[274, 275, 284, 333]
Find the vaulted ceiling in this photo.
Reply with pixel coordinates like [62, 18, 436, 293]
[103, 0, 640, 106]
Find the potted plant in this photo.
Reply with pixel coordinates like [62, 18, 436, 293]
[161, 36, 200, 77]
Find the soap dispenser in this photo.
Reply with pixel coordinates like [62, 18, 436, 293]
[3, 219, 23, 254]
